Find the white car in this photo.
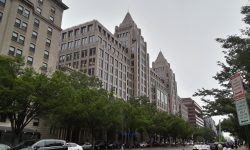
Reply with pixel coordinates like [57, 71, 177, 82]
[67, 143, 83, 150]
[192, 144, 210, 150]
[139, 142, 148, 147]
[81, 142, 92, 150]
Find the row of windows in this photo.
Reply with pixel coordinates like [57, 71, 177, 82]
[17, 5, 30, 18]
[36, 6, 55, 15]
[15, 18, 28, 31]
[117, 32, 129, 38]
[61, 35, 96, 50]
[62, 24, 94, 39]
[11, 31, 51, 47]
[59, 48, 96, 63]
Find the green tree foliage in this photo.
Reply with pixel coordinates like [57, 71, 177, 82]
[194, 6, 250, 144]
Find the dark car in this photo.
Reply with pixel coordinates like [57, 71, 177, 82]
[10, 139, 37, 150]
[107, 142, 121, 149]
[21, 139, 67, 150]
[94, 141, 107, 150]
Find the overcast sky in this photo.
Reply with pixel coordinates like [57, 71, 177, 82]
[62, 0, 249, 125]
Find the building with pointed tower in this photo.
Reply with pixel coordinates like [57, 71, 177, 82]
[152, 51, 179, 114]
[115, 13, 150, 97]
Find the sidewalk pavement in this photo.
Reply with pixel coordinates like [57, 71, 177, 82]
[237, 146, 249, 150]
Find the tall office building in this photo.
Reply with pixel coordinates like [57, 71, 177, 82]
[182, 98, 204, 127]
[152, 51, 179, 114]
[0, 0, 68, 139]
[0, 0, 68, 72]
[115, 13, 150, 97]
[58, 20, 133, 100]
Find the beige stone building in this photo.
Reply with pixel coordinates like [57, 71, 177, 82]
[0, 0, 68, 72]
[152, 51, 179, 114]
[0, 0, 68, 140]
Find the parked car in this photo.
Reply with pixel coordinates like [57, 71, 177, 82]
[107, 141, 121, 149]
[21, 139, 67, 150]
[139, 141, 148, 147]
[94, 141, 107, 150]
[67, 143, 83, 150]
[81, 142, 92, 150]
[192, 144, 210, 150]
[10, 139, 37, 150]
[0, 144, 11, 150]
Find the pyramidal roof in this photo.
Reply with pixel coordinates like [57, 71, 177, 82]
[155, 51, 167, 62]
[121, 12, 135, 25]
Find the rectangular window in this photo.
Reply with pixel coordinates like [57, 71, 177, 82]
[82, 37, 88, 45]
[14, 18, 21, 27]
[46, 39, 51, 47]
[88, 24, 93, 31]
[27, 56, 33, 65]
[49, 16, 54, 22]
[0, 0, 6, 6]
[16, 49, 22, 57]
[34, 18, 40, 28]
[29, 43, 36, 52]
[89, 35, 95, 43]
[36, 7, 42, 14]
[42, 62, 48, 70]
[73, 52, 79, 60]
[21, 22, 28, 31]
[17, 5, 24, 15]
[31, 31, 38, 40]
[0, 12, 2, 22]
[11, 32, 18, 42]
[89, 48, 96, 56]
[44, 50, 49, 59]
[81, 50, 87, 58]
[8, 46, 15, 56]
[19, 35, 25, 45]
[23, 9, 30, 18]
[81, 26, 86, 33]
[51, 7, 55, 14]
[47, 27, 53, 35]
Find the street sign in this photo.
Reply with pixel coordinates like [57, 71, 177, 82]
[235, 99, 250, 126]
[230, 72, 245, 101]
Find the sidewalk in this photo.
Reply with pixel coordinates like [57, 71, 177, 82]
[237, 146, 249, 150]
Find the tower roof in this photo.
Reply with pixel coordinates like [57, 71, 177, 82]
[121, 12, 135, 25]
[155, 51, 167, 62]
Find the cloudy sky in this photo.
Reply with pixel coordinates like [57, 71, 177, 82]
[62, 0, 248, 124]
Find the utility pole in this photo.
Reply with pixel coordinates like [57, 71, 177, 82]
[218, 120, 221, 143]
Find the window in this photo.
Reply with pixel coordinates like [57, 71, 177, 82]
[27, 56, 33, 65]
[89, 48, 96, 56]
[21, 22, 28, 31]
[29, 43, 36, 52]
[33, 118, 39, 126]
[14, 18, 21, 27]
[38, 0, 43, 4]
[44, 50, 49, 59]
[82, 37, 88, 45]
[23, 9, 30, 18]
[0, 0, 6, 6]
[51, 7, 55, 14]
[36, 7, 42, 14]
[81, 50, 87, 58]
[0, 12, 2, 22]
[19, 35, 25, 45]
[8, 46, 15, 56]
[46, 39, 51, 47]
[73, 52, 79, 60]
[49, 16, 54, 22]
[88, 24, 93, 31]
[62, 32, 67, 39]
[32, 31, 38, 40]
[74, 28, 79, 36]
[17, 5, 24, 14]
[16, 49, 22, 57]
[89, 35, 95, 43]
[81, 26, 86, 33]
[47, 27, 53, 35]
[75, 39, 81, 48]
[11, 32, 18, 41]
[34, 18, 40, 28]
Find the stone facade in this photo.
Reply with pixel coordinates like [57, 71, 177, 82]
[0, 0, 68, 72]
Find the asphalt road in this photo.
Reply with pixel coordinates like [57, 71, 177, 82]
[121, 146, 190, 150]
